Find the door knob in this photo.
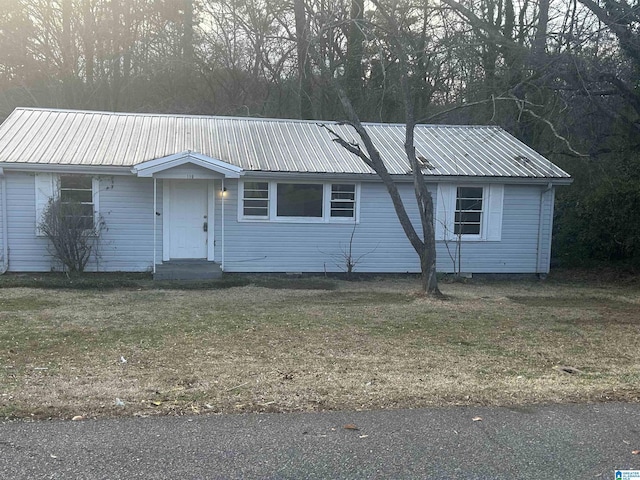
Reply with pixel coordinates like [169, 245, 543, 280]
[203, 221, 208, 232]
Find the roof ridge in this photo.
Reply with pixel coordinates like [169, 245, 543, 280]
[12, 107, 502, 129]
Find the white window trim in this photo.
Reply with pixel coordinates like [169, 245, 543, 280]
[35, 173, 100, 236]
[436, 183, 503, 242]
[238, 180, 360, 224]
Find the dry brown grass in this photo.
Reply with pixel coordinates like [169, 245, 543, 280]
[1, 276, 639, 419]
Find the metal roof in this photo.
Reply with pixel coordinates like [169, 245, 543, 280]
[0, 108, 570, 179]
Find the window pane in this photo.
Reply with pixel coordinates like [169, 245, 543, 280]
[243, 182, 270, 217]
[331, 209, 354, 218]
[457, 198, 482, 211]
[331, 201, 355, 210]
[332, 192, 355, 200]
[244, 190, 269, 199]
[244, 181, 268, 191]
[277, 183, 323, 217]
[455, 212, 481, 224]
[244, 207, 268, 216]
[60, 176, 92, 190]
[457, 187, 483, 199]
[455, 223, 481, 235]
[61, 189, 93, 203]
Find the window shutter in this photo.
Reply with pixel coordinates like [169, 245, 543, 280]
[486, 184, 504, 241]
[435, 184, 455, 240]
[92, 177, 100, 228]
[35, 173, 56, 236]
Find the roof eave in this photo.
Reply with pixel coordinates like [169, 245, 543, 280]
[131, 151, 244, 178]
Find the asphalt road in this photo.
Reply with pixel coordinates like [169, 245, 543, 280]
[1, 403, 639, 479]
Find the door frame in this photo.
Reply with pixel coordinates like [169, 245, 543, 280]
[162, 179, 215, 262]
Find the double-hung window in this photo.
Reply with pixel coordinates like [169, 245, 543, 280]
[436, 183, 503, 241]
[454, 187, 483, 235]
[35, 173, 100, 235]
[60, 175, 95, 230]
[240, 181, 359, 222]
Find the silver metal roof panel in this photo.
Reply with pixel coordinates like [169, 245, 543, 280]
[0, 108, 571, 179]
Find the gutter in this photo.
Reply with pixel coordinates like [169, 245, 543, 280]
[0, 168, 8, 274]
[0, 163, 132, 176]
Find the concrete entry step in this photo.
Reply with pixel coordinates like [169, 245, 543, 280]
[154, 260, 222, 281]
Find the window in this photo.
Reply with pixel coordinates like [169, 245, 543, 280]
[240, 181, 359, 222]
[277, 183, 323, 217]
[243, 181, 269, 217]
[436, 184, 503, 241]
[330, 184, 355, 218]
[35, 174, 100, 236]
[60, 176, 95, 229]
[454, 187, 483, 235]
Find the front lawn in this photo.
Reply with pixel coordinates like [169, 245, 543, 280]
[0, 275, 638, 419]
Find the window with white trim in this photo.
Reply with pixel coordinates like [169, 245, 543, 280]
[242, 181, 269, 217]
[277, 183, 323, 218]
[60, 175, 95, 230]
[454, 186, 483, 235]
[35, 174, 100, 235]
[330, 184, 356, 218]
[436, 183, 503, 241]
[240, 181, 359, 222]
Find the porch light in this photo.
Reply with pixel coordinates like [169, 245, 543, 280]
[220, 187, 228, 197]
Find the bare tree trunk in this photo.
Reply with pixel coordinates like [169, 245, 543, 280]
[345, 0, 364, 114]
[294, 0, 314, 119]
[330, 86, 442, 296]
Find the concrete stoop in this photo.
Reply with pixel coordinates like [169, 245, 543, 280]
[154, 260, 223, 281]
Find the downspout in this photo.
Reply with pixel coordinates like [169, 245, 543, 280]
[536, 182, 553, 276]
[221, 178, 225, 271]
[0, 169, 8, 274]
[153, 177, 157, 275]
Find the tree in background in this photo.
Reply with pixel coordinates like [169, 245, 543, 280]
[1, 0, 639, 268]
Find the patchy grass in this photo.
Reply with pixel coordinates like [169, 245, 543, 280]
[0, 276, 638, 420]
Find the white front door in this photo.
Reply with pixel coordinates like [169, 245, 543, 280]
[167, 180, 209, 259]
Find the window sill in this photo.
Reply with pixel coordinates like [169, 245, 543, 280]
[239, 217, 358, 224]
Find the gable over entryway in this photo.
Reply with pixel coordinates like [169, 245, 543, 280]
[131, 151, 243, 266]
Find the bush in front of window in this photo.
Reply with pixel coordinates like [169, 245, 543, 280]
[38, 197, 105, 273]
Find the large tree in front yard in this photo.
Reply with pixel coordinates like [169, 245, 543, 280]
[322, 0, 442, 296]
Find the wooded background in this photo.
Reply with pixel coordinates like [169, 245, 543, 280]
[1, 0, 638, 267]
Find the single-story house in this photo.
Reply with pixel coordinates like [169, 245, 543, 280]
[0, 107, 571, 278]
